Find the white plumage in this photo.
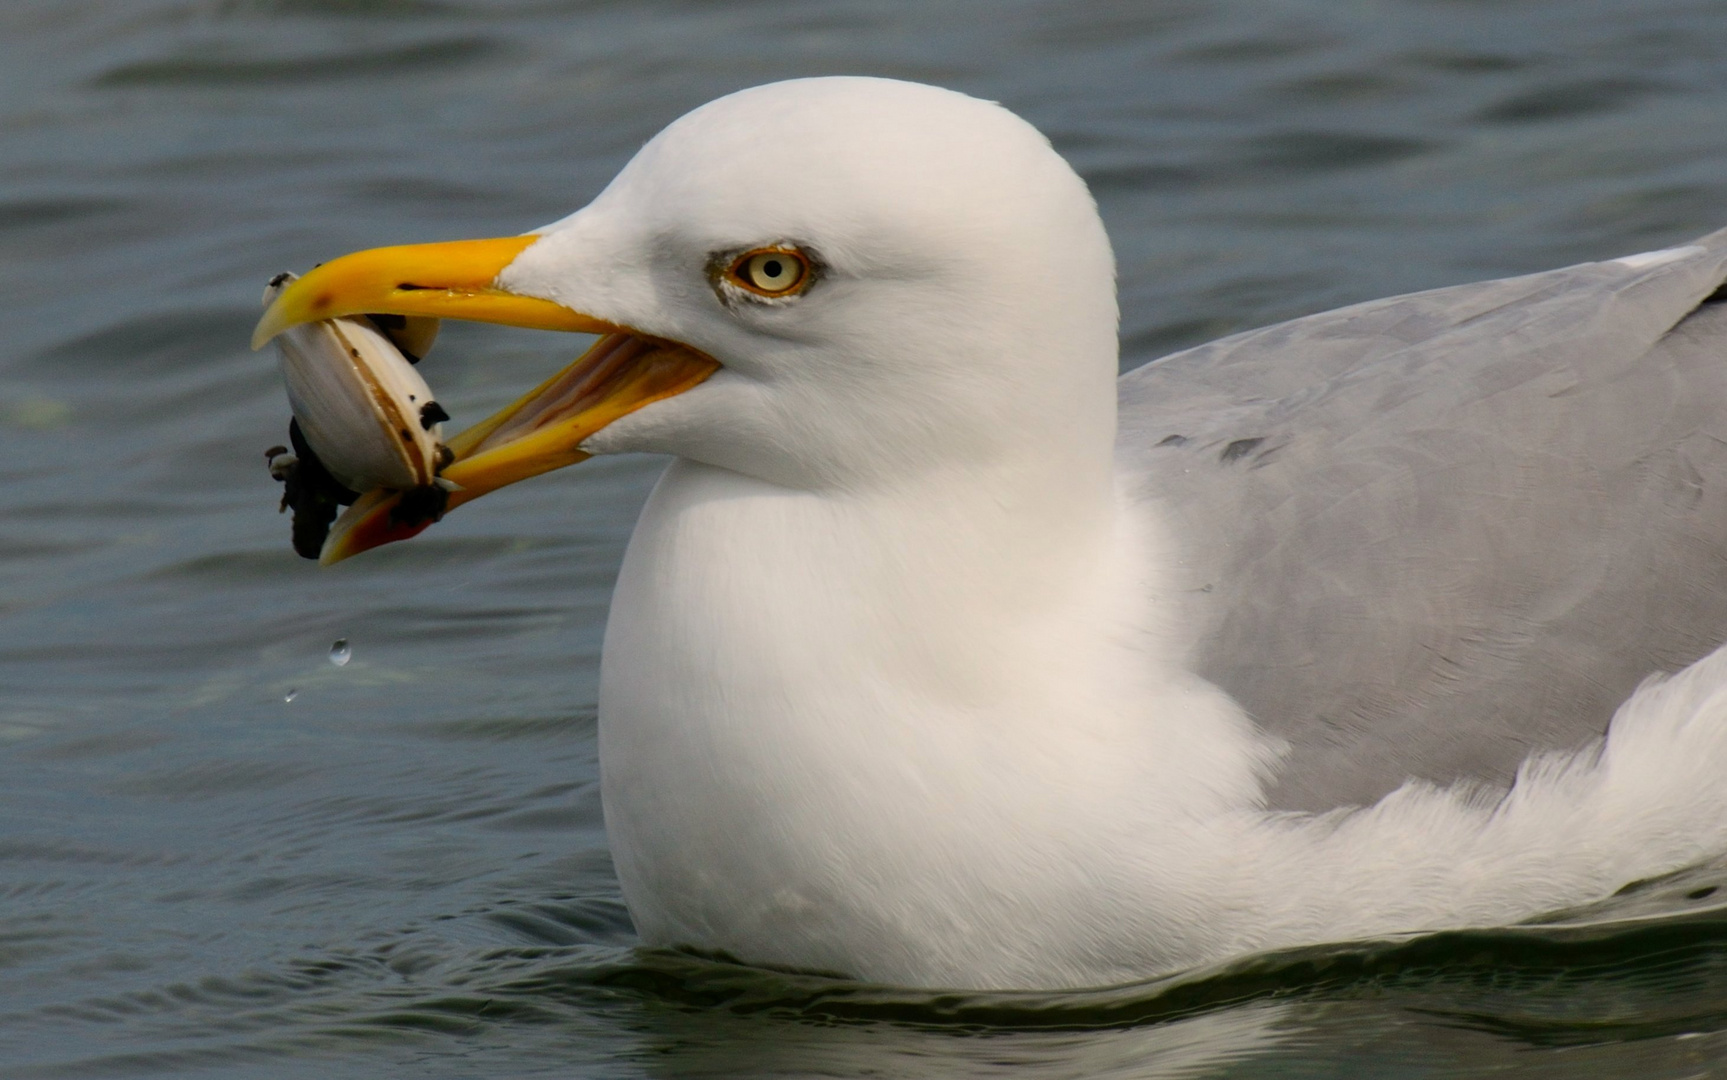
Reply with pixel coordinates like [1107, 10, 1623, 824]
[416, 79, 1727, 988]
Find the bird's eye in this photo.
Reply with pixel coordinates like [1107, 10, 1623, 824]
[728, 248, 810, 297]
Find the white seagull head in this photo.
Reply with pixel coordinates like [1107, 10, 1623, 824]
[255, 77, 1120, 556]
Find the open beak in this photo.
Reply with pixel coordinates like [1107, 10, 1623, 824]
[253, 236, 720, 564]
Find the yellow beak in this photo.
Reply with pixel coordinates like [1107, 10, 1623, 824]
[253, 236, 720, 564]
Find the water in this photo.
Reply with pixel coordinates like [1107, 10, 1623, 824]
[5, 0, 1727, 1075]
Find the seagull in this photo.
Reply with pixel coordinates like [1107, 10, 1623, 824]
[254, 76, 1727, 991]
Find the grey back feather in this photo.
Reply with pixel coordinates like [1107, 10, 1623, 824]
[1117, 229, 1727, 811]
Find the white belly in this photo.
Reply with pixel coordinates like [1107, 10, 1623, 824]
[595, 459, 1251, 986]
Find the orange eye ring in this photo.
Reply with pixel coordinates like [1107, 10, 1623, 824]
[726, 247, 811, 297]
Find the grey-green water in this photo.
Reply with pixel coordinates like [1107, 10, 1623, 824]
[7, 0, 1727, 1075]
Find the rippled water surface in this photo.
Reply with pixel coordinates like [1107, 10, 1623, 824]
[7, 0, 1727, 1075]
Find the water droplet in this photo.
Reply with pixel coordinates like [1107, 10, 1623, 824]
[283, 689, 299, 703]
[329, 639, 351, 667]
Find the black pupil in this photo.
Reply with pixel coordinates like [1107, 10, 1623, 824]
[761, 259, 782, 279]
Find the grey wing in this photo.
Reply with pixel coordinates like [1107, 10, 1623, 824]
[1118, 231, 1727, 813]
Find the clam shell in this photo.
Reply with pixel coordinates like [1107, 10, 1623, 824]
[264, 273, 448, 493]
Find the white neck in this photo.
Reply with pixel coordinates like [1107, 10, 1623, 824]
[597, 449, 1278, 983]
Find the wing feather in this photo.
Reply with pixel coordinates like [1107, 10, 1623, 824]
[1118, 230, 1727, 810]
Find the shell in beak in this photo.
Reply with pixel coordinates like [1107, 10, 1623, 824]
[262, 272, 456, 558]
